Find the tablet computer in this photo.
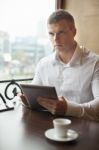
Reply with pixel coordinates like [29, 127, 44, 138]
[20, 84, 58, 110]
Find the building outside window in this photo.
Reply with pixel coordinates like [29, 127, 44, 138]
[0, 0, 55, 80]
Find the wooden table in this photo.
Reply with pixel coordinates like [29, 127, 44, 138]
[0, 105, 99, 150]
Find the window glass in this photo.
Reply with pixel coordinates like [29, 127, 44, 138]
[0, 0, 55, 79]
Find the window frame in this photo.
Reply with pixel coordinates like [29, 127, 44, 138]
[55, 0, 65, 9]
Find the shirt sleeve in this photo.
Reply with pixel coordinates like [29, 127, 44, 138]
[66, 99, 99, 121]
[66, 60, 99, 121]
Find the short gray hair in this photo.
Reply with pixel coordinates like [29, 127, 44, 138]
[47, 9, 75, 27]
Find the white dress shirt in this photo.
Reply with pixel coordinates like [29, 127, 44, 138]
[32, 43, 99, 121]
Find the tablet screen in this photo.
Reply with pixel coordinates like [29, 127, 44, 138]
[20, 84, 58, 110]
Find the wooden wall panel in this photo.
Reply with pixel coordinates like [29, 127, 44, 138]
[65, 0, 99, 54]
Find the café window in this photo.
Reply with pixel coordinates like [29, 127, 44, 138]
[0, 0, 56, 80]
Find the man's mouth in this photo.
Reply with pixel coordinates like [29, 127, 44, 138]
[54, 45, 62, 47]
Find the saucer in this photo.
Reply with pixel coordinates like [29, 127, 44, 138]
[45, 128, 79, 142]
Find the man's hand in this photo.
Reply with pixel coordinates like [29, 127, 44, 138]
[37, 96, 67, 116]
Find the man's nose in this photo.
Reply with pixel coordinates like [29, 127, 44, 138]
[54, 33, 59, 41]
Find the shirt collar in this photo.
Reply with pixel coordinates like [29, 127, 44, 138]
[52, 43, 83, 67]
[69, 43, 83, 66]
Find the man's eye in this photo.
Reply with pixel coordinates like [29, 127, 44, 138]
[49, 32, 54, 36]
[59, 31, 65, 35]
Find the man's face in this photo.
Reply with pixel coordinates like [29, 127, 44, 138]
[48, 19, 76, 52]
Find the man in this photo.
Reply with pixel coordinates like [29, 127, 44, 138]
[23, 10, 99, 121]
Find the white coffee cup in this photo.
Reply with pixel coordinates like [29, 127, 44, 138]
[53, 118, 71, 138]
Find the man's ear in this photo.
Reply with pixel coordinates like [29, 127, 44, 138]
[70, 26, 76, 37]
[73, 28, 76, 36]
